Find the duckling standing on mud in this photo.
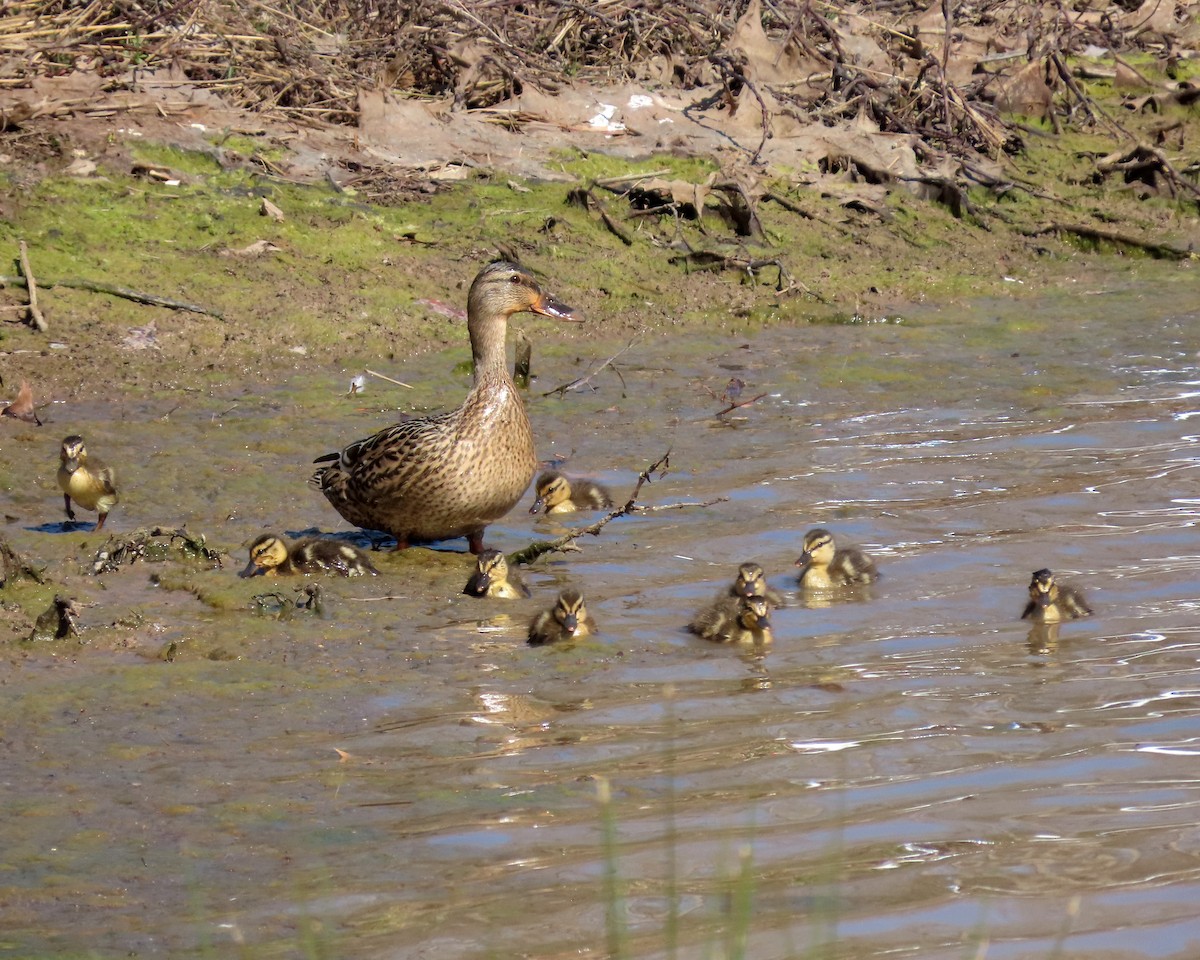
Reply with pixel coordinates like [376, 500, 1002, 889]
[729, 561, 784, 606]
[795, 528, 877, 590]
[528, 588, 594, 645]
[1021, 568, 1092, 623]
[311, 261, 578, 554]
[57, 435, 119, 532]
[239, 534, 379, 578]
[463, 548, 531, 599]
[529, 470, 614, 515]
[689, 594, 773, 645]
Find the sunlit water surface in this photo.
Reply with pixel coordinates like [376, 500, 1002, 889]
[2, 274, 1199, 959]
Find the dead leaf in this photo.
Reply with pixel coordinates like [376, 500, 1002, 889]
[1, 380, 41, 425]
[220, 239, 281, 257]
[64, 157, 97, 177]
[260, 197, 285, 221]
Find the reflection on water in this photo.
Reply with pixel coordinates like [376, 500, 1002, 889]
[2, 276, 1200, 957]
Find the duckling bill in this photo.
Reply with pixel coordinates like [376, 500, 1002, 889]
[529, 471, 614, 515]
[57, 435, 118, 532]
[463, 548, 530, 599]
[729, 561, 784, 606]
[1021, 568, 1092, 623]
[240, 534, 379, 578]
[528, 588, 594, 645]
[311, 261, 578, 555]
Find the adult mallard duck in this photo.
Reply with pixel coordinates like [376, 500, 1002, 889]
[528, 470, 614, 514]
[311, 261, 578, 554]
[729, 561, 784, 606]
[1021, 568, 1092, 623]
[795, 528, 877, 590]
[57, 435, 119, 531]
[463, 548, 530, 599]
[528, 588, 594, 645]
[688, 594, 773, 645]
[239, 533, 379, 578]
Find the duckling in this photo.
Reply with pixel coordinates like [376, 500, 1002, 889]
[57, 435, 118, 531]
[1021, 568, 1092, 624]
[239, 534, 379, 578]
[529, 470, 614, 515]
[688, 594, 773, 645]
[795, 528, 877, 590]
[463, 548, 530, 599]
[528, 588, 594, 645]
[311, 261, 578, 554]
[729, 561, 784, 606]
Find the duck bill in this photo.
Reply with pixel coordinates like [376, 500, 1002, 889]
[562, 614, 579, 634]
[795, 552, 811, 568]
[61, 458, 80, 474]
[529, 497, 546, 515]
[756, 615, 771, 629]
[533, 294, 581, 322]
[238, 559, 264, 579]
[1037, 592, 1053, 608]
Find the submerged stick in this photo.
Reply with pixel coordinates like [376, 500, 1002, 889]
[542, 335, 640, 398]
[364, 368, 414, 389]
[17, 241, 47, 332]
[510, 449, 686, 565]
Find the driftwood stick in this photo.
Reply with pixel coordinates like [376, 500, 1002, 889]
[542, 334, 640, 398]
[17, 241, 48, 333]
[709, 392, 769, 419]
[364, 368, 414, 389]
[509, 449, 675, 565]
[1026, 223, 1191, 259]
[589, 187, 634, 246]
[0, 274, 224, 319]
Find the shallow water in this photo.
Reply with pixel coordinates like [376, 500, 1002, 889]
[2, 271, 1200, 958]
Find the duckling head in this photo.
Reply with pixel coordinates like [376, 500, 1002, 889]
[470, 261, 579, 323]
[529, 471, 571, 514]
[59, 435, 87, 473]
[739, 595, 772, 631]
[473, 548, 508, 590]
[796, 528, 836, 568]
[1028, 568, 1058, 608]
[734, 562, 767, 597]
[554, 588, 587, 636]
[240, 534, 289, 578]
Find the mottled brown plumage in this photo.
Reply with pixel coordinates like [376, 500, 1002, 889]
[239, 534, 379, 578]
[528, 470, 614, 514]
[528, 588, 594, 645]
[689, 594, 773, 644]
[1021, 568, 1092, 623]
[311, 261, 577, 553]
[463, 548, 530, 599]
[795, 528, 877, 590]
[57, 435, 118, 531]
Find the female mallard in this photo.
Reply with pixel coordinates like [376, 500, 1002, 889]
[528, 588, 594, 645]
[239, 533, 379, 578]
[1021, 568, 1092, 623]
[795, 528, 877, 590]
[311, 261, 577, 554]
[463, 548, 530, 599]
[729, 561, 784, 606]
[57, 435, 119, 531]
[688, 594, 773, 645]
[529, 470, 614, 515]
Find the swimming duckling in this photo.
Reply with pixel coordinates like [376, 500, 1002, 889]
[528, 588, 594, 645]
[463, 548, 531, 599]
[529, 470, 614, 515]
[729, 561, 784, 606]
[1021, 568, 1092, 623]
[795, 528, 877, 590]
[311, 261, 578, 555]
[689, 594, 773, 645]
[239, 534, 379, 578]
[57, 435, 119, 531]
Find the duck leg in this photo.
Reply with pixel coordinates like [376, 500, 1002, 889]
[468, 530, 486, 555]
[95, 512, 108, 532]
[63, 494, 76, 522]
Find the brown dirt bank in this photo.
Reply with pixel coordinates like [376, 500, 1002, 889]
[0, 0, 1197, 396]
